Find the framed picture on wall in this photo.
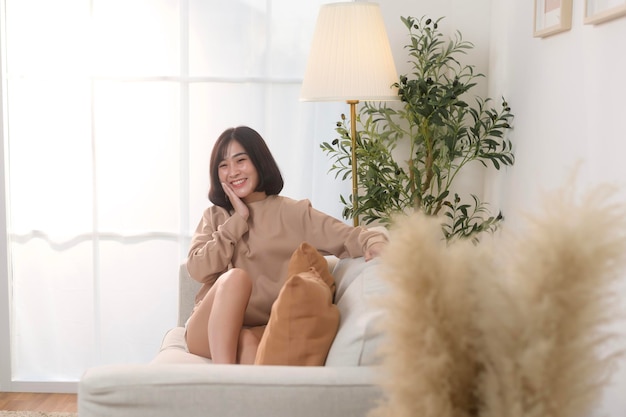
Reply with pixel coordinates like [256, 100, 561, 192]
[533, 0, 573, 37]
[584, 0, 626, 24]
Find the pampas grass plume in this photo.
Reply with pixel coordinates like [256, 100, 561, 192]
[371, 180, 626, 417]
[477, 183, 626, 417]
[371, 212, 480, 417]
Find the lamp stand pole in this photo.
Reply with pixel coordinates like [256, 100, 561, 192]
[348, 99, 359, 227]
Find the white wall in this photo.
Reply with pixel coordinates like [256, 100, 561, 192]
[488, 0, 626, 218]
[378, 1, 626, 416]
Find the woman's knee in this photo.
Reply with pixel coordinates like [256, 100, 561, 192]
[218, 268, 252, 294]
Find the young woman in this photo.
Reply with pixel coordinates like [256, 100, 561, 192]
[185, 126, 388, 364]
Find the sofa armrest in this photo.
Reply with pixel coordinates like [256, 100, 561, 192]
[79, 364, 382, 417]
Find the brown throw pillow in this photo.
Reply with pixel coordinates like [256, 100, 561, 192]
[254, 269, 340, 366]
[287, 242, 336, 296]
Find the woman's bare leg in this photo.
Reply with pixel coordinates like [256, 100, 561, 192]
[185, 268, 252, 363]
[237, 326, 265, 364]
[208, 269, 252, 363]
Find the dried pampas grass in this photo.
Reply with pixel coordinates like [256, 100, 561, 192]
[477, 183, 626, 417]
[371, 182, 626, 417]
[370, 213, 481, 417]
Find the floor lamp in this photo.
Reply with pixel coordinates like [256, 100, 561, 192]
[300, 2, 399, 227]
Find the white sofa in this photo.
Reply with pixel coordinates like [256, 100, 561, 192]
[78, 256, 388, 417]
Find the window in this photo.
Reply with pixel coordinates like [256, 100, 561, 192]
[0, 0, 346, 390]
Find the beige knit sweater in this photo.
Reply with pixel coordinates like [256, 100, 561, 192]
[186, 195, 388, 326]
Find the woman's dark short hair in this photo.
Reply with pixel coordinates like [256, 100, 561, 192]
[208, 126, 284, 210]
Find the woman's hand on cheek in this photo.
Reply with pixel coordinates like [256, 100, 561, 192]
[222, 182, 250, 221]
[364, 242, 386, 262]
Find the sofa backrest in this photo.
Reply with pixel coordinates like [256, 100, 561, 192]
[324, 257, 388, 366]
[178, 264, 201, 327]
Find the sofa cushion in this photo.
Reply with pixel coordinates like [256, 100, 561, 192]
[151, 327, 212, 365]
[255, 269, 339, 366]
[287, 242, 336, 296]
[325, 257, 388, 366]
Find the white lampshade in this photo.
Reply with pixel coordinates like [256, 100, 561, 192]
[300, 2, 399, 102]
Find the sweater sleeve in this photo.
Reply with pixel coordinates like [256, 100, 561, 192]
[295, 199, 389, 258]
[186, 206, 249, 285]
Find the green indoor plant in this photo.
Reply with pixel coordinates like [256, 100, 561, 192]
[322, 16, 514, 242]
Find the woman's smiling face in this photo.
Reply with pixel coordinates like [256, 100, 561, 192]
[218, 140, 265, 203]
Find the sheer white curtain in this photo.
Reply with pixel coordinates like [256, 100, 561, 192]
[1, 0, 348, 388]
